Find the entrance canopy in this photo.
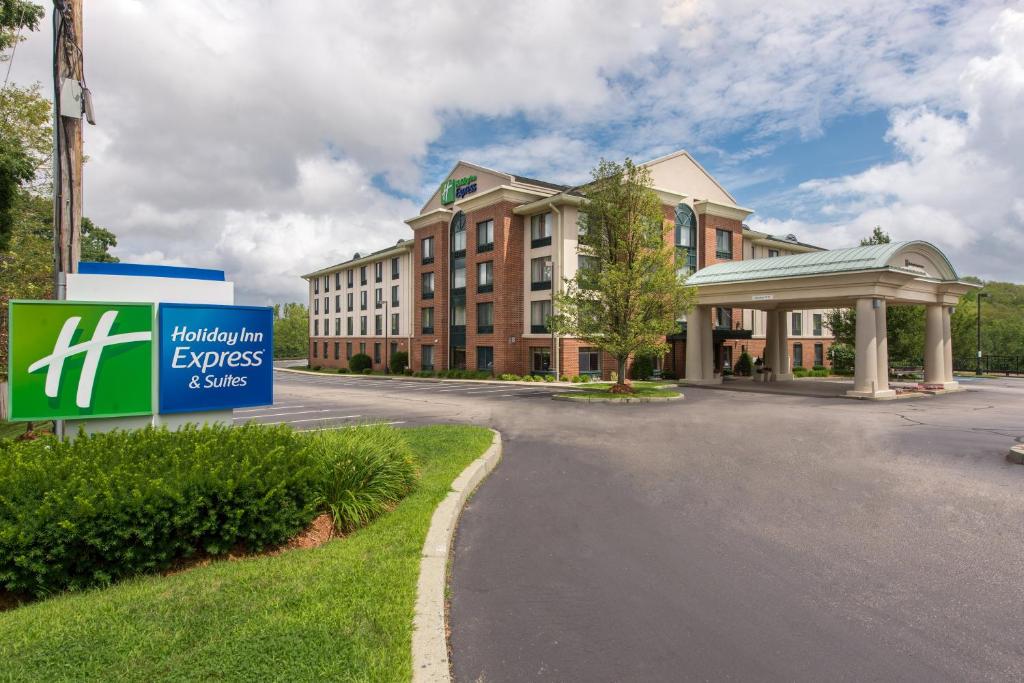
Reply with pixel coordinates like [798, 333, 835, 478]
[682, 241, 979, 399]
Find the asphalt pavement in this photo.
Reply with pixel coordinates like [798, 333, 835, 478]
[270, 369, 1024, 681]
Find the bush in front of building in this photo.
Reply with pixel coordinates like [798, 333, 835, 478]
[338, 367, 350, 373]
[414, 371, 435, 378]
[734, 352, 753, 377]
[0, 424, 321, 597]
[362, 368, 375, 375]
[499, 373, 521, 381]
[390, 351, 409, 374]
[403, 368, 414, 376]
[629, 356, 655, 380]
[560, 375, 571, 382]
[348, 353, 372, 373]
[543, 375, 555, 382]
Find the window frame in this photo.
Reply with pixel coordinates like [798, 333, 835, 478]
[715, 228, 733, 260]
[422, 272, 435, 299]
[477, 260, 493, 293]
[531, 256, 552, 291]
[477, 302, 494, 334]
[476, 219, 494, 252]
[530, 213, 552, 248]
[421, 236, 435, 265]
[530, 300, 552, 334]
[421, 306, 434, 334]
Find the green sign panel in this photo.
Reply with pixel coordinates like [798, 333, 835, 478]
[440, 175, 478, 205]
[7, 301, 154, 421]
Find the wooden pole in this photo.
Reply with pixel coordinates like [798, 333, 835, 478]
[52, 0, 83, 299]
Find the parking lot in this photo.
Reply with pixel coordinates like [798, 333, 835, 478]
[266, 367, 1024, 682]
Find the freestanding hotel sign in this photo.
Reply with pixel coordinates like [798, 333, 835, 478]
[6, 262, 274, 428]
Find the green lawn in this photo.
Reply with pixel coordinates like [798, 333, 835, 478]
[0, 420, 52, 441]
[0, 424, 493, 682]
[570, 381, 681, 398]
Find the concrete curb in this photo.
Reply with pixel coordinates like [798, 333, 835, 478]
[552, 392, 683, 403]
[275, 366, 576, 389]
[1008, 445, 1024, 465]
[412, 429, 503, 683]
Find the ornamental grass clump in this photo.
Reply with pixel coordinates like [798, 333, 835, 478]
[0, 424, 320, 597]
[304, 424, 418, 533]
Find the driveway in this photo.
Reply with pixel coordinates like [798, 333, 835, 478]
[271, 370, 1024, 681]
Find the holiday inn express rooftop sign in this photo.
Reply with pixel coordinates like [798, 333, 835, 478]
[440, 175, 478, 205]
[7, 265, 273, 422]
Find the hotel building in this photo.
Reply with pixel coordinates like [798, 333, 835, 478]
[302, 150, 833, 378]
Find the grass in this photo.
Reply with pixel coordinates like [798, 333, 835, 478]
[0, 420, 53, 441]
[0, 424, 493, 682]
[568, 380, 681, 399]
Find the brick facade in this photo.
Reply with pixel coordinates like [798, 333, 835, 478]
[308, 336, 409, 371]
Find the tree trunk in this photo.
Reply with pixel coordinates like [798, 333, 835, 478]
[617, 356, 627, 385]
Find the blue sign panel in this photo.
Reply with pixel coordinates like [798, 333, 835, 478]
[158, 303, 273, 413]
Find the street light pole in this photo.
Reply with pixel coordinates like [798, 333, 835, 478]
[976, 292, 989, 376]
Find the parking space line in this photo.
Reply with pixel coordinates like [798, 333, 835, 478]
[233, 408, 336, 419]
[260, 414, 362, 425]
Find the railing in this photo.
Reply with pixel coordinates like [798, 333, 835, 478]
[954, 355, 1023, 375]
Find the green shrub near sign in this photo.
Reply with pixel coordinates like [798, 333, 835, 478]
[0, 423, 422, 597]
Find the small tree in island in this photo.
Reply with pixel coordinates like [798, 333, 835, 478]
[550, 159, 696, 393]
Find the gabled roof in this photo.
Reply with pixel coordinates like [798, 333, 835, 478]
[687, 241, 960, 286]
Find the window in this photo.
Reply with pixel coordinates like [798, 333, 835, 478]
[476, 219, 494, 252]
[323, 341, 328, 359]
[375, 261, 383, 283]
[422, 272, 434, 299]
[347, 317, 353, 335]
[814, 343, 824, 367]
[373, 342, 381, 364]
[334, 342, 340, 360]
[715, 229, 733, 259]
[335, 294, 340, 313]
[768, 249, 780, 258]
[531, 257, 552, 290]
[578, 254, 599, 289]
[477, 302, 494, 333]
[313, 319, 319, 336]
[793, 343, 804, 368]
[314, 298, 319, 315]
[723, 346, 733, 369]
[579, 347, 600, 376]
[530, 213, 552, 248]
[421, 236, 434, 264]
[531, 347, 551, 373]
[334, 318, 341, 336]
[347, 269, 354, 287]
[422, 345, 434, 370]
[451, 301, 466, 326]
[360, 316, 367, 335]
[375, 287, 383, 308]
[313, 277, 319, 294]
[477, 261, 493, 293]
[335, 272, 341, 289]
[452, 259, 466, 289]
[359, 342, 366, 354]
[813, 313, 823, 336]
[324, 274, 330, 292]
[375, 314, 383, 336]
[391, 257, 400, 279]
[390, 342, 398, 358]
[674, 203, 698, 274]
[391, 284, 399, 306]
[716, 307, 733, 329]
[422, 307, 434, 334]
[312, 340, 317, 357]
[346, 341, 352, 359]
[391, 313, 400, 335]
[347, 293, 353, 312]
[531, 300, 552, 333]
[360, 291, 367, 310]
[477, 346, 494, 371]
[324, 297, 330, 314]
[360, 266, 367, 285]
[791, 312, 803, 336]
[451, 211, 466, 254]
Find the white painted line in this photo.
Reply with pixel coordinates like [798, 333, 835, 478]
[259, 414, 362, 425]
[235, 405, 298, 413]
[233, 409, 336, 419]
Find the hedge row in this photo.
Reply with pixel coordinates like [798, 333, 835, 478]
[0, 423, 417, 597]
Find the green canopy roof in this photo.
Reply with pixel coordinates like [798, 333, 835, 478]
[687, 241, 959, 285]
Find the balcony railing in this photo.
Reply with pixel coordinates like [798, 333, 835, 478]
[531, 281, 551, 291]
[531, 236, 552, 248]
[423, 291, 434, 300]
[477, 283, 493, 294]
[477, 325, 493, 334]
[477, 242, 494, 253]
[715, 250, 733, 260]
[530, 324, 547, 333]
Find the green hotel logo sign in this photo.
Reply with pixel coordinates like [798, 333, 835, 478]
[440, 175, 478, 205]
[7, 301, 154, 421]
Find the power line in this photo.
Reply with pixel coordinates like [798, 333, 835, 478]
[1, 2, 31, 90]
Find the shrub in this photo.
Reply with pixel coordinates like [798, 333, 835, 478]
[415, 371, 435, 378]
[302, 424, 417, 533]
[560, 375, 571, 383]
[390, 351, 409, 374]
[630, 356, 654, 380]
[0, 425, 320, 597]
[362, 368, 375, 375]
[403, 368, 414, 376]
[543, 375, 555, 382]
[661, 370, 677, 380]
[338, 367, 350, 374]
[499, 373, 521, 381]
[579, 374, 593, 383]
[734, 352, 753, 377]
[571, 375, 582, 383]
[348, 353, 372, 373]
[312, 365, 322, 371]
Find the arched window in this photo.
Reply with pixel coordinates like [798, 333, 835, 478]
[674, 203, 698, 273]
[450, 211, 466, 253]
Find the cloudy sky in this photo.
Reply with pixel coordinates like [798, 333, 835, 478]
[7, 1, 1023, 303]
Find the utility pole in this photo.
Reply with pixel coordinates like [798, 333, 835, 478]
[52, 0, 91, 300]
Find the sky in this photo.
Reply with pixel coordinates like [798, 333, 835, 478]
[6, 0, 1024, 304]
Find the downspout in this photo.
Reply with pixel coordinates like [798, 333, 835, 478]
[549, 201, 562, 379]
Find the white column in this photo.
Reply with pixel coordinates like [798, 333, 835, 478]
[775, 311, 792, 381]
[685, 308, 704, 381]
[701, 306, 715, 382]
[874, 298, 890, 393]
[764, 310, 778, 382]
[923, 304, 945, 385]
[848, 298, 896, 399]
[942, 306, 956, 384]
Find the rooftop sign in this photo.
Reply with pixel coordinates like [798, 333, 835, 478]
[440, 175, 478, 205]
